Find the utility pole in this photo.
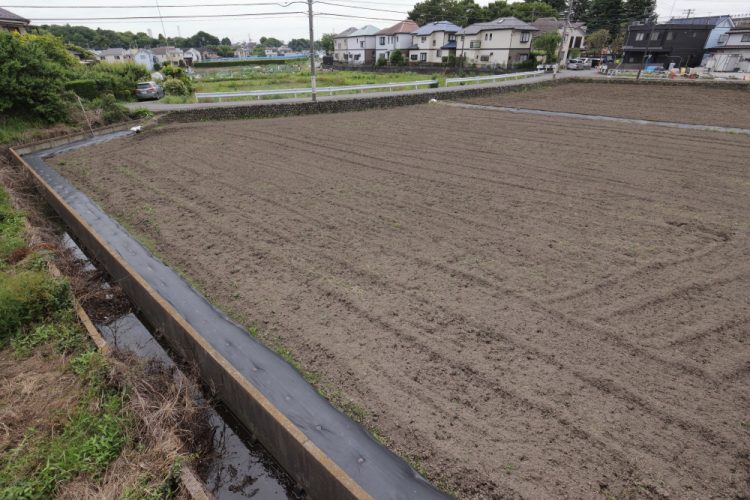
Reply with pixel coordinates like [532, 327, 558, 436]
[554, 0, 574, 78]
[307, 0, 317, 102]
[636, 15, 657, 81]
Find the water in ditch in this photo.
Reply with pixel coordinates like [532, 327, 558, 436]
[63, 234, 299, 499]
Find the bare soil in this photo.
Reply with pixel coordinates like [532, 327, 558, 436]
[462, 82, 750, 129]
[51, 99, 750, 499]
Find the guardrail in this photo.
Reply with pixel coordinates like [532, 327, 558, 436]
[196, 79, 438, 100]
[445, 69, 544, 86]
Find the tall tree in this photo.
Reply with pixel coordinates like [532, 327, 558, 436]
[587, 0, 623, 35]
[571, 0, 591, 21]
[532, 31, 562, 61]
[527, 0, 566, 14]
[511, 1, 559, 21]
[288, 38, 310, 51]
[408, 0, 486, 26]
[623, 0, 656, 22]
[484, 0, 513, 20]
[585, 28, 610, 54]
[320, 33, 335, 54]
[220, 37, 231, 45]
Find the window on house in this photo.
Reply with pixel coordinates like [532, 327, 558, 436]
[490, 33, 493, 40]
[480, 55, 490, 61]
[420, 52, 427, 61]
[470, 40, 481, 48]
[742, 34, 750, 42]
[379, 36, 385, 45]
[521, 32, 530, 43]
[432, 39, 436, 46]
[449, 35, 456, 42]
[360, 41, 365, 48]
[421, 36, 427, 42]
[666, 31, 674, 41]
[636, 32, 645, 41]
[354, 54, 360, 60]
[411, 54, 418, 60]
[436, 50, 442, 57]
[650, 31, 660, 41]
[484, 34, 488, 41]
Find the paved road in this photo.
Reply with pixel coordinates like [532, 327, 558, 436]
[127, 70, 599, 112]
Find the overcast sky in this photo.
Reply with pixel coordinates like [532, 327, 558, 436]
[9, 0, 750, 44]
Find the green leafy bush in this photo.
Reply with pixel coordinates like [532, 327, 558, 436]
[0, 270, 72, 340]
[0, 32, 76, 123]
[65, 79, 98, 99]
[91, 93, 130, 124]
[82, 62, 150, 100]
[389, 49, 405, 66]
[163, 78, 189, 96]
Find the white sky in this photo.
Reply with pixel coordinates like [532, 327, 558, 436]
[9, 0, 750, 44]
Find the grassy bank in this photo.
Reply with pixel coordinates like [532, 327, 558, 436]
[0, 182, 202, 498]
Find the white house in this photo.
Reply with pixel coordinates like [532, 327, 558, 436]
[530, 17, 586, 63]
[375, 20, 420, 63]
[456, 17, 538, 68]
[132, 49, 155, 70]
[409, 21, 462, 64]
[98, 48, 132, 64]
[333, 25, 380, 65]
[705, 26, 750, 72]
[183, 47, 202, 65]
[152, 46, 184, 66]
[333, 27, 358, 63]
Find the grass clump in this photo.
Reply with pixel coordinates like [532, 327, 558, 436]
[0, 188, 24, 263]
[0, 270, 72, 342]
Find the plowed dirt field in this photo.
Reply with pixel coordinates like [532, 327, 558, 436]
[51, 93, 750, 499]
[464, 81, 750, 129]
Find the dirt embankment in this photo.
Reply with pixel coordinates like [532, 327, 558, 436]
[462, 81, 750, 129]
[51, 102, 750, 499]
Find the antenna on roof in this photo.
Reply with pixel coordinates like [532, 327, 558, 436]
[682, 8, 695, 18]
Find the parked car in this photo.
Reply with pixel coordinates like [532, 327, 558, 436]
[135, 81, 164, 101]
[566, 58, 592, 70]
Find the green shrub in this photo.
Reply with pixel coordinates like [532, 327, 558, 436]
[65, 79, 98, 100]
[81, 62, 150, 101]
[377, 56, 387, 67]
[0, 270, 72, 340]
[389, 49, 405, 66]
[0, 189, 25, 263]
[0, 32, 75, 123]
[163, 78, 189, 96]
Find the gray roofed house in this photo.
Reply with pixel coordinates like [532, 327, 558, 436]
[456, 17, 538, 68]
[412, 21, 461, 36]
[0, 7, 31, 34]
[351, 25, 381, 37]
[98, 47, 133, 63]
[333, 25, 381, 64]
[456, 16, 538, 36]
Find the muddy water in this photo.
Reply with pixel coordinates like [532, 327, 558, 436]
[65, 235, 297, 499]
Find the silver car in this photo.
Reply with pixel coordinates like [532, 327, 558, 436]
[135, 81, 164, 101]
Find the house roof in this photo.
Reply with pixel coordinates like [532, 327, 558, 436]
[413, 21, 461, 36]
[376, 20, 419, 36]
[457, 17, 539, 35]
[152, 46, 181, 55]
[99, 48, 128, 56]
[351, 25, 381, 37]
[0, 7, 30, 24]
[666, 15, 733, 26]
[531, 17, 586, 33]
[335, 27, 358, 38]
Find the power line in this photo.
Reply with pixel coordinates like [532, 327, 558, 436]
[30, 11, 308, 21]
[9, 1, 306, 8]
